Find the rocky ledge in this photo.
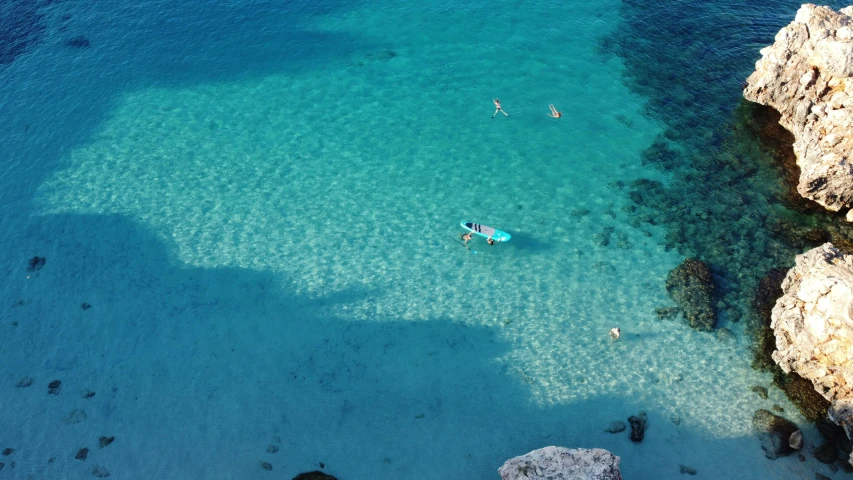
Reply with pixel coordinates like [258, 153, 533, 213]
[498, 446, 622, 480]
[743, 4, 853, 213]
[771, 243, 853, 464]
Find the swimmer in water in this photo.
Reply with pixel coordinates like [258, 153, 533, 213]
[492, 98, 509, 118]
[609, 327, 621, 341]
[548, 104, 562, 118]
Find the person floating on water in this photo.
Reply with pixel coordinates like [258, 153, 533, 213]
[460, 232, 496, 246]
[492, 98, 509, 118]
[548, 104, 562, 118]
[609, 327, 621, 341]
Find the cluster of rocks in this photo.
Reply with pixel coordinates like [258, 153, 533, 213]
[603, 412, 648, 443]
[498, 447, 622, 480]
[743, 4, 853, 214]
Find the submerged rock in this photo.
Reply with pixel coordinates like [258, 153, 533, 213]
[753, 409, 799, 459]
[293, 472, 337, 480]
[92, 465, 110, 477]
[666, 259, 716, 331]
[829, 399, 853, 465]
[744, 5, 853, 213]
[752, 268, 789, 370]
[99, 436, 114, 448]
[27, 256, 45, 272]
[815, 441, 839, 463]
[604, 421, 626, 433]
[48, 379, 61, 395]
[751, 385, 769, 400]
[498, 446, 622, 480]
[75, 448, 88, 461]
[65, 36, 90, 48]
[64, 409, 87, 424]
[15, 376, 33, 388]
[628, 412, 648, 442]
[679, 464, 697, 475]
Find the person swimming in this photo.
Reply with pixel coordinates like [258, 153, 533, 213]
[492, 98, 509, 118]
[487, 236, 495, 246]
[609, 327, 621, 341]
[461, 231, 474, 245]
[548, 104, 562, 118]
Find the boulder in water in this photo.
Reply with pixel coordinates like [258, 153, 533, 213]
[666, 259, 716, 331]
[498, 446, 622, 480]
[753, 409, 799, 459]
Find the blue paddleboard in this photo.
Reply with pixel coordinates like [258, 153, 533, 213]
[460, 222, 511, 242]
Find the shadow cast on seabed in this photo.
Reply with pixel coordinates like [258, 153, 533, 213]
[0, 212, 834, 480]
[0, 0, 375, 240]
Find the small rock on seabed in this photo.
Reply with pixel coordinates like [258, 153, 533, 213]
[629, 412, 648, 442]
[75, 448, 88, 461]
[64, 409, 87, 424]
[92, 465, 110, 477]
[15, 376, 33, 388]
[604, 421, 626, 433]
[293, 472, 337, 480]
[48, 380, 61, 395]
[753, 409, 799, 459]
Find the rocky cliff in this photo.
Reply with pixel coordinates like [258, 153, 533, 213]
[771, 243, 853, 464]
[743, 4, 853, 213]
[498, 447, 622, 480]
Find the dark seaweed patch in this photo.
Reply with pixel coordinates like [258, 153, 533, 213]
[0, 0, 56, 65]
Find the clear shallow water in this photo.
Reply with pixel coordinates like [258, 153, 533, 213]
[0, 0, 842, 479]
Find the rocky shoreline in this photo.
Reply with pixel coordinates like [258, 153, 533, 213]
[771, 243, 853, 465]
[741, 2, 853, 467]
[743, 4, 853, 214]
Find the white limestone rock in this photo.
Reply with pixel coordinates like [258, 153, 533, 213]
[771, 243, 853, 462]
[744, 5, 853, 212]
[498, 446, 622, 480]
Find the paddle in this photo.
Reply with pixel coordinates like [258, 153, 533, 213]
[450, 236, 478, 254]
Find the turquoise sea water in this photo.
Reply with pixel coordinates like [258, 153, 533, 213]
[0, 0, 847, 479]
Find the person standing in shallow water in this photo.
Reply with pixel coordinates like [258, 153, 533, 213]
[492, 98, 509, 118]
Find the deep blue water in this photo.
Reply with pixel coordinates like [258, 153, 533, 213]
[0, 0, 849, 479]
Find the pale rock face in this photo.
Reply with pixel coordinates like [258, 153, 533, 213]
[744, 4, 853, 212]
[771, 243, 853, 461]
[498, 447, 622, 480]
